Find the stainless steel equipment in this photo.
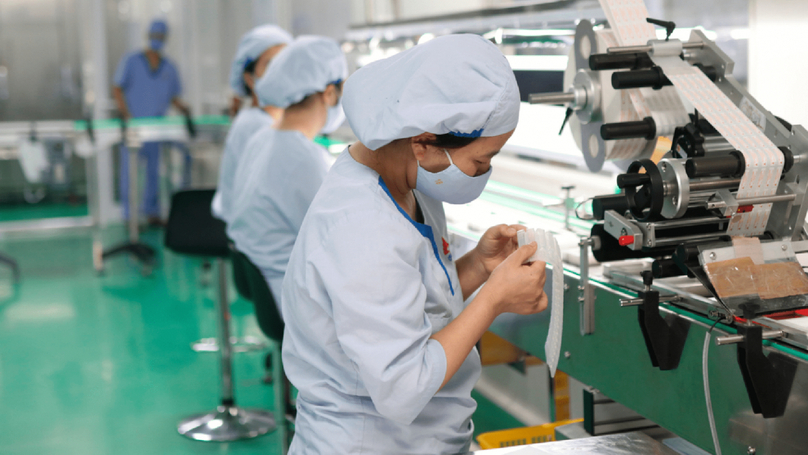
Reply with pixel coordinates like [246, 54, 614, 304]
[485, 7, 808, 455]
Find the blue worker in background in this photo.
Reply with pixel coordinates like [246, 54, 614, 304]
[112, 19, 190, 225]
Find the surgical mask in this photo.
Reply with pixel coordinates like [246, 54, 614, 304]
[149, 39, 165, 51]
[320, 98, 345, 135]
[416, 149, 491, 204]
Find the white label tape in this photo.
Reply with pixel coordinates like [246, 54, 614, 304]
[649, 55, 783, 235]
[517, 228, 564, 377]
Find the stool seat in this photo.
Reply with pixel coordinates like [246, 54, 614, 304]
[230, 249, 284, 343]
[165, 189, 229, 258]
[166, 188, 277, 443]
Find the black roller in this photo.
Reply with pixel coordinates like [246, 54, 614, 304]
[686, 151, 746, 178]
[612, 64, 717, 91]
[592, 194, 629, 221]
[653, 258, 686, 279]
[589, 52, 654, 71]
[687, 147, 795, 178]
[601, 117, 656, 141]
[612, 67, 668, 90]
[781, 146, 795, 174]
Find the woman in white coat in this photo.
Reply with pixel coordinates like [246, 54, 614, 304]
[281, 34, 548, 454]
[211, 24, 291, 222]
[227, 36, 347, 313]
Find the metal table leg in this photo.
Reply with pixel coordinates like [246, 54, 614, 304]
[96, 137, 156, 275]
[177, 258, 276, 441]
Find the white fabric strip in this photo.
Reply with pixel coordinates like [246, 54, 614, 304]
[598, 0, 690, 141]
[518, 228, 564, 377]
[650, 54, 783, 235]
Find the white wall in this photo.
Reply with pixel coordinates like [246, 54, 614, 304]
[351, 0, 490, 25]
[748, 0, 808, 127]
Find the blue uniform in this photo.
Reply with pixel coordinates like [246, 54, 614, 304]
[114, 51, 182, 217]
[227, 129, 331, 313]
[281, 150, 479, 454]
[211, 108, 273, 222]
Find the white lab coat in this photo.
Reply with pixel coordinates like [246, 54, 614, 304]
[211, 107, 273, 222]
[282, 150, 480, 454]
[227, 129, 331, 313]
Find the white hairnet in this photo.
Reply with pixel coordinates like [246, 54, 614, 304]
[229, 25, 293, 96]
[256, 35, 348, 109]
[343, 34, 520, 151]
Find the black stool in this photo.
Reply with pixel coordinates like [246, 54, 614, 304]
[231, 249, 291, 452]
[165, 189, 276, 442]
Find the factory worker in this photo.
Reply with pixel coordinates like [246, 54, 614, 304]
[281, 34, 548, 454]
[211, 24, 292, 222]
[113, 19, 190, 224]
[227, 36, 347, 314]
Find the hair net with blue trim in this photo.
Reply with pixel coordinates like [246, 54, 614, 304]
[229, 25, 293, 96]
[255, 35, 348, 109]
[343, 34, 520, 151]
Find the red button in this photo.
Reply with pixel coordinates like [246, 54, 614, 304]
[618, 235, 634, 247]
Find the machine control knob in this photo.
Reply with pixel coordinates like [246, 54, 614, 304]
[620, 159, 665, 221]
[617, 173, 651, 189]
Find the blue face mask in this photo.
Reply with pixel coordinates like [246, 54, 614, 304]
[416, 149, 492, 204]
[149, 39, 165, 51]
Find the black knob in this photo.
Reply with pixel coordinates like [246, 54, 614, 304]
[617, 173, 651, 189]
[641, 270, 654, 287]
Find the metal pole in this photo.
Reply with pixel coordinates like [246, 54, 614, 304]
[688, 179, 742, 192]
[217, 258, 235, 405]
[128, 139, 139, 244]
[607, 41, 705, 54]
[716, 330, 784, 346]
[529, 92, 576, 105]
[273, 340, 288, 454]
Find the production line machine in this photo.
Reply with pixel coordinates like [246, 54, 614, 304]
[471, 1, 808, 453]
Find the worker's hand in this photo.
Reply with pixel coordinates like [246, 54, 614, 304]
[480, 242, 548, 316]
[473, 224, 525, 277]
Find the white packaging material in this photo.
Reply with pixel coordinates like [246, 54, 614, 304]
[18, 139, 48, 184]
[517, 228, 564, 377]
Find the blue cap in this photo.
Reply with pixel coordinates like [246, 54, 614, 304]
[149, 19, 168, 36]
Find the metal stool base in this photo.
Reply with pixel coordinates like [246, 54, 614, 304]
[191, 336, 268, 353]
[177, 404, 276, 442]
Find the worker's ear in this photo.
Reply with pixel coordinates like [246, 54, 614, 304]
[243, 72, 255, 92]
[323, 83, 340, 107]
[410, 133, 438, 161]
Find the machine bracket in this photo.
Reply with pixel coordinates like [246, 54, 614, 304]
[636, 271, 690, 370]
[579, 237, 598, 335]
[730, 324, 797, 418]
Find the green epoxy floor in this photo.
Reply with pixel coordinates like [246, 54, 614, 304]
[0, 203, 89, 222]
[0, 228, 281, 455]
[0, 226, 522, 455]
